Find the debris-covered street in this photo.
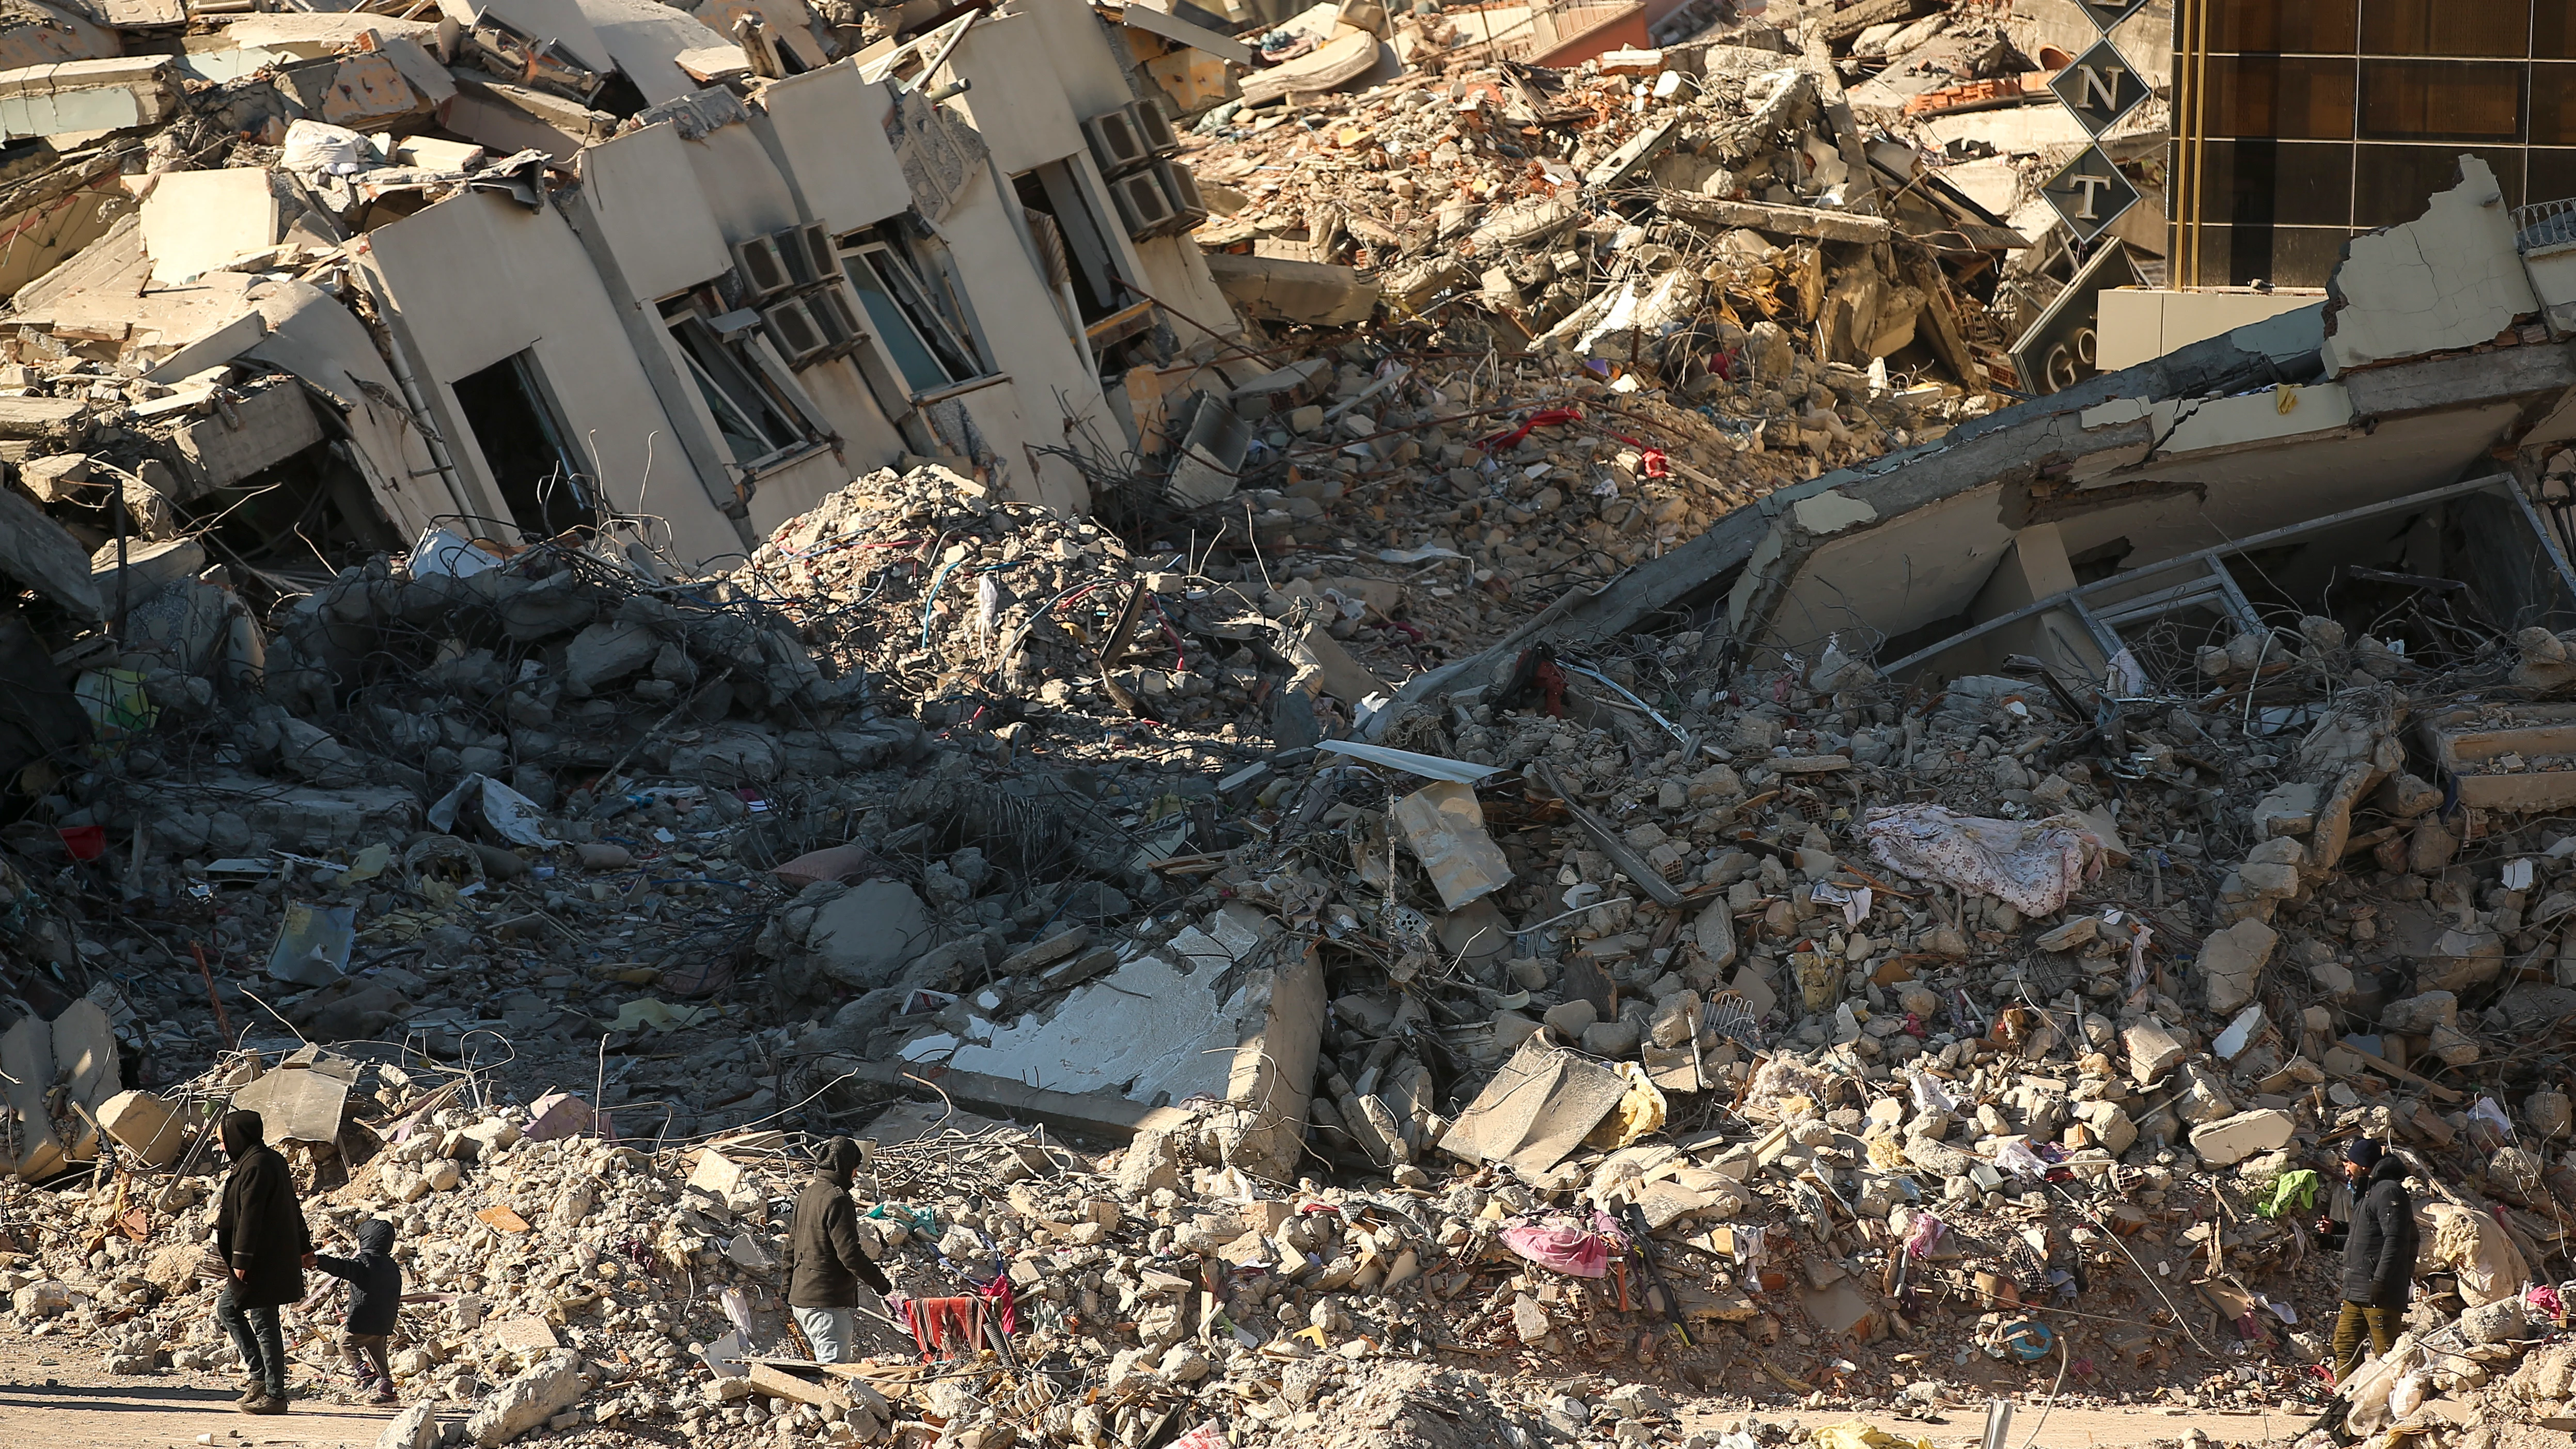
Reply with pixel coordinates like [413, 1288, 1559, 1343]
[6, 2, 2576, 1448]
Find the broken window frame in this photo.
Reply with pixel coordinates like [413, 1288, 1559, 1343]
[656, 291, 831, 475]
[1875, 472, 2576, 686]
[450, 350, 600, 540]
[837, 224, 995, 398]
[1014, 160, 1135, 328]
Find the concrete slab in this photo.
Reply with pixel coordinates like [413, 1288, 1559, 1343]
[229, 1063, 349, 1144]
[49, 998, 118, 1109]
[1, 1014, 62, 1179]
[0, 57, 177, 143]
[1440, 1034, 1631, 1176]
[2323, 156, 2538, 377]
[2188, 1107, 2295, 1167]
[140, 168, 280, 285]
[940, 914, 1324, 1177]
[158, 770, 421, 853]
[167, 379, 326, 495]
[1203, 250, 1379, 326]
[0, 483, 104, 619]
[2422, 703, 2576, 814]
[96, 1089, 188, 1167]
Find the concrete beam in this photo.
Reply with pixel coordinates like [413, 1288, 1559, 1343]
[0, 57, 176, 143]
[1657, 191, 1892, 245]
[820, 1054, 1201, 1143]
[2342, 340, 2576, 420]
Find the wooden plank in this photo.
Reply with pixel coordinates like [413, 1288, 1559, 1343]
[747, 1362, 851, 1410]
[1896, 241, 1987, 391]
[2334, 1041, 2464, 1104]
[1086, 298, 1157, 349]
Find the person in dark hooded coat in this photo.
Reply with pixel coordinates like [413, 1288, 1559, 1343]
[313, 1218, 402, 1403]
[213, 1110, 313, 1413]
[782, 1137, 893, 1362]
[2330, 1138, 2417, 1382]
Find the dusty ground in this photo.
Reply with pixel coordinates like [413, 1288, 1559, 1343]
[0, 1328, 406, 1449]
[0, 1317, 2460, 1449]
[6, 1322, 2558, 1449]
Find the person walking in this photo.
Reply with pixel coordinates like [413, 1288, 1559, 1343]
[2330, 1138, 2417, 1383]
[213, 1109, 315, 1414]
[312, 1218, 403, 1404]
[783, 1137, 893, 1363]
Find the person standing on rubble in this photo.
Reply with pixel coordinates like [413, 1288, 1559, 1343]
[784, 1136, 894, 1363]
[2329, 1139, 2416, 1383]
[213, 1109, 315, 1414]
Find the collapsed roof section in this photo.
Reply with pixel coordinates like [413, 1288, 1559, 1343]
[1384, 154, 2576, 714]
[0, 0, 1241, 623]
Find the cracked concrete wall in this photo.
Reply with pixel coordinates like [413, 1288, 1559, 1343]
[2322, 155, 2539, 378]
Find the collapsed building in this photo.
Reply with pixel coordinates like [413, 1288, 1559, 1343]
[8, 3, 2576, 1449]
[0, 0, 1244, 601]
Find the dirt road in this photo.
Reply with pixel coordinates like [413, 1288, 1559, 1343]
[0, 1324, 2533, 1449]
[0, 1331, 404, 1449]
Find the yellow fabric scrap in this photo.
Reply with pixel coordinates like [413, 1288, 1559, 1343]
[1587, 1062, 1668, 1148]
[343, 842, 394, 883]
[1813, 1420, 1937, 1449]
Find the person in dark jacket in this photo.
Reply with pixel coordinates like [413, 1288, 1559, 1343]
[213, 1110, 314, 1414]
[2331, 1139, 2418, 1382]
[782, 1137, 893, 1362]
[313, 1218, 402, 1404]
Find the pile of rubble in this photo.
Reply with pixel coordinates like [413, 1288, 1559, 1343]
[1188, 28, 2019, 430]
[12, 453, 2576, 1449]
[11, 9, 2576, 1449]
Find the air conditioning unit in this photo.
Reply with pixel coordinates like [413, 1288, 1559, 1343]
[1127, 99, 1179, 158]
[733, 234, 793, 300]
[778, 220, 833, 285]
[806, 282, 866, 349]
[1153, 161, 1207, 232]
[1082, 107, 1152, 176]
[1109, 169, 1177, 239]
[761, 296, 830, 366]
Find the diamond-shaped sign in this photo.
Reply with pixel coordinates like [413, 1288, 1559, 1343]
[2075, 0, 2149, 33]
[2048, 38, 2151, 137]
[2040, 145, 2140, 244]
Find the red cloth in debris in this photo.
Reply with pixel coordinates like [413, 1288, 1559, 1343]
[906, 1295, 984, 1360]
[976, 1273, 1019, 1336]
[1503, 1221, 1612, 1278]
[1481, 406, 1582, 450]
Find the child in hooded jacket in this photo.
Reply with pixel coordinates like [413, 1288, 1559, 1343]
[313, 1219, 403, 1404]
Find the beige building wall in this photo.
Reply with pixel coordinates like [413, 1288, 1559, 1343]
[2096, 287, 2323, 372]
[360, 190, 747, 564]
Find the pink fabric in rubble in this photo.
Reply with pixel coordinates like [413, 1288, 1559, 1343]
[1503, 1220, 1613, 1278]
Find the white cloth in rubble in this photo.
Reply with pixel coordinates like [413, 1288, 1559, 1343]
[281, 119, 370, 176]
[1859, 805, 2107, 916]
